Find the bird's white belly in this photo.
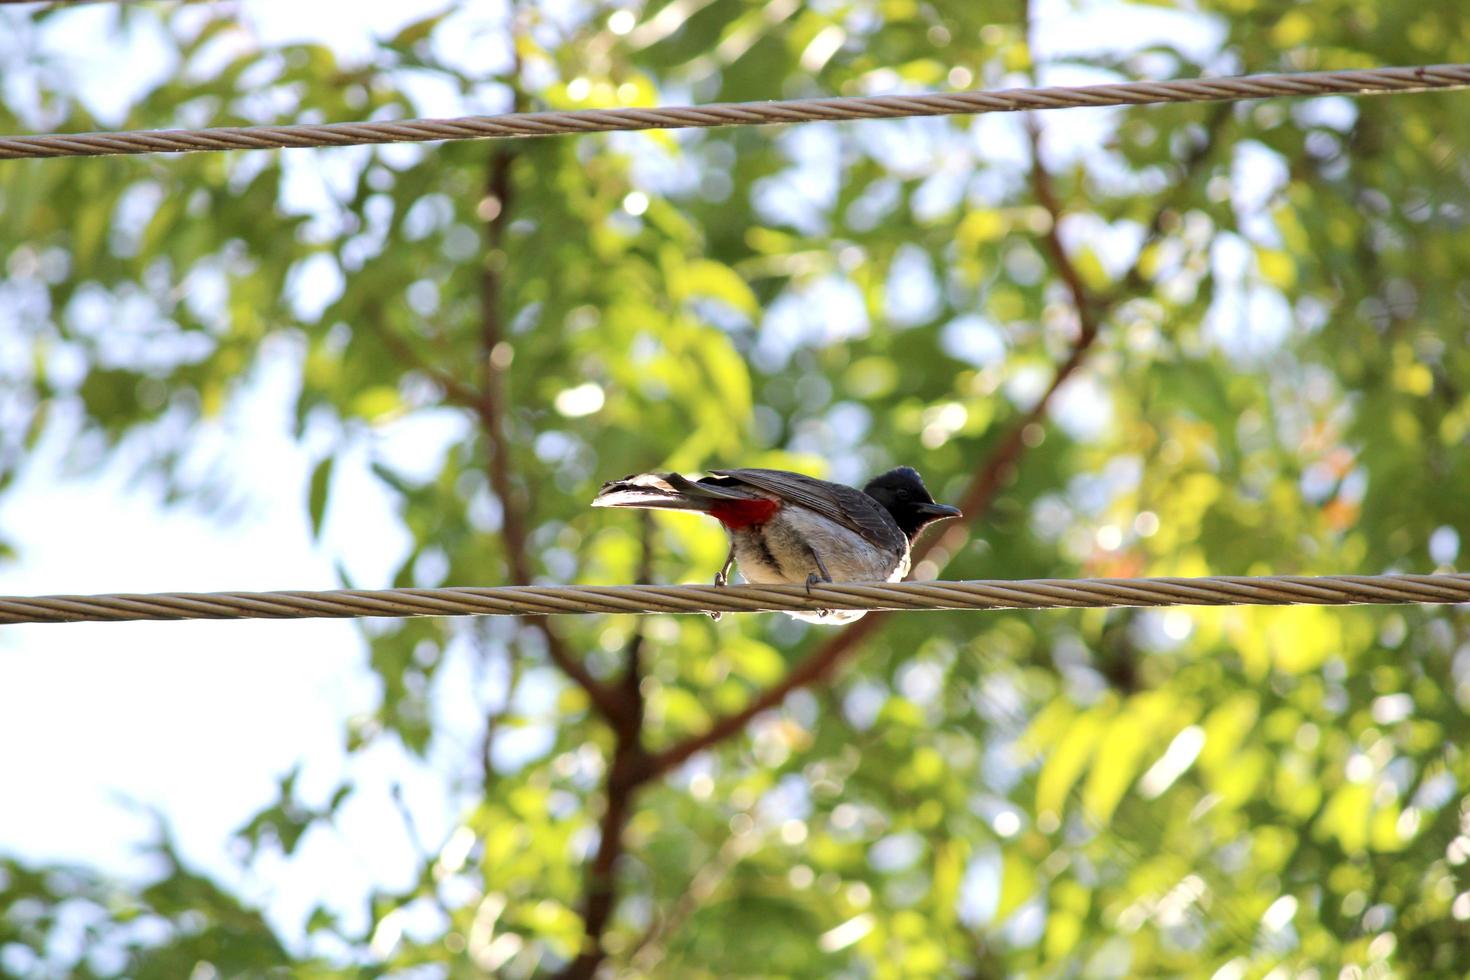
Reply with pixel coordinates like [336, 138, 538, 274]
[730, 508, 907, 624]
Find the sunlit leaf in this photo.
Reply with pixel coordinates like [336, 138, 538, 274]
[308, 454, 333, 539]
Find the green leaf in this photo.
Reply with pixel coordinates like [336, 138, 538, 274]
[308, 454, 334, 539]
[1036, 703, 1115, 824]
[387, 13, 443, 49]
[351, 385, 402, 421]
[996, 848, 1036, 922]
[684, 259, 759, 316]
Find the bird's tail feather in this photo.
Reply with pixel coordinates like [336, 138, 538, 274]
[592, 472, 750, 510]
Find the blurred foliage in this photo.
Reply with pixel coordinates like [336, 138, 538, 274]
[4, 0, 1470, 976]
[0, 836, 297, 978]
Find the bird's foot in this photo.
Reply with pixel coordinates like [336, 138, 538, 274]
[805, 571, 833, 619]
[708, 570, 728, 621]
[709, 545, 737, 621]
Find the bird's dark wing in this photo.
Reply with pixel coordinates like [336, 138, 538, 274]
[709, 468, 905, 553]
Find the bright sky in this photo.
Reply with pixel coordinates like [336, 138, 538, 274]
[0, 0, 1244, 959]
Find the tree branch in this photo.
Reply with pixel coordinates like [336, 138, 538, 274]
[636, 317, 1098, 776]
[913, 111, 1108, 572]
[639, 53, 1232, 779]
[554, 24, 1236, 965]
[1028, 116, 1100, 346]
[558, 513, 654, 979]
[371, 315, 483, 410]
[646, 611, 886, 776]
[918, 95, 1229, 572]
[473, 138, 626, 726]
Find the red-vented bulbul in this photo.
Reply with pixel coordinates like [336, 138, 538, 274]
[593, 466, 960, 624]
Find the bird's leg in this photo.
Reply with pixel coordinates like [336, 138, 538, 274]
[805, 548, 835, 617]
[713, 543, 736, 589]
[709, 542, 737, 621]
[804, 548, 834, 592]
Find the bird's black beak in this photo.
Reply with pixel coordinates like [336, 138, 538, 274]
[915, 502, 962, 520]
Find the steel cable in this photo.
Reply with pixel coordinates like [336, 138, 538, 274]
[2, 65, 1468, 160]
[1, 573, 1467, 625]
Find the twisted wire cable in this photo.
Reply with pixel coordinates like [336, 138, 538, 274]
[2, 65, 1468, 160]
[1, 573, 1467, 625]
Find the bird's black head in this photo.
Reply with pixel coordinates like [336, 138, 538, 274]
[862, 466, 962, 541]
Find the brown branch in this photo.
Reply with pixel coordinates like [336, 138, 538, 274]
[473, 133, 625, 725]
[623, 512, 654, 711]
[647, 610, 888, 775]
[1028, 114, 1100, 346]
[644, 53, 1213, 778]
[555, 35, 1237, 959]
[476, 146, 532, 584]
[560, 740, 645, 980]
[475, 24, 643, 974]
[639, 316, 1095, 776]
[915, 333, 1098, 572]
[913, 110, 1110, 570]
[372, 316, 483, 409]
[558, 513, 654, 980]
[922, 97, 1228, 568]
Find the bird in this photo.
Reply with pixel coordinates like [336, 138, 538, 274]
[592, 466, 961, 624]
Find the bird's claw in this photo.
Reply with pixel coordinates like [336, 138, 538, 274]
[805, 571, 833, 619]
[709, 545, 737, 622]
[709, 570, 728, 621]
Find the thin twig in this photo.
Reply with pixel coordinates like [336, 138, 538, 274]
[389, 781, 429, 861]
[1105, 101, 1232, 304]
[371, 314, 483, 409]
[478, 629, 525, 795]
[1027, 115, 1100, 344]
[627, 815, 760, 973]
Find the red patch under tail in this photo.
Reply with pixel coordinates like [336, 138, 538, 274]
[707, 497, 780, 530]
